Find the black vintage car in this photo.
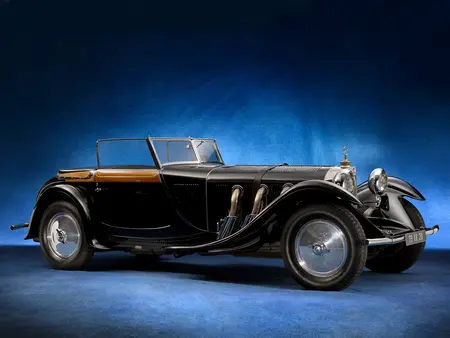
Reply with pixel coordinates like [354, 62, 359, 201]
[11, 137, 440, 291]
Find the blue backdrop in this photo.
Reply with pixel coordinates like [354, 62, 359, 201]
[1, 1, 449, 248]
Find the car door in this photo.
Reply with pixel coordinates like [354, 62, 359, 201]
[93, 168, 170, 237]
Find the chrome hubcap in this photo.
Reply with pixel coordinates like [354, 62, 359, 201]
[46, 213, 81, 259]
[294, 219, 348, 277]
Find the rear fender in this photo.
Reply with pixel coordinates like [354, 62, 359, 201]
[25, 184, 93, 240]
[166, 180, 366, 252]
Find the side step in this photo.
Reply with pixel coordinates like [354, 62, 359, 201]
[233, 241, 282, 258]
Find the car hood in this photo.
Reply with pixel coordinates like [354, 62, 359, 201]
[209, 165, 337, 184]
[160, 164, 341, 184]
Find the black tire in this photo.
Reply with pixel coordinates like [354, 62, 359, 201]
[365, 198, 425, 273]
[39, 201, 94, 270]
[281, 203, 367, 291]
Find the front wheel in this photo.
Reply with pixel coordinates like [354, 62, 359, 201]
[365, 198, 425, 273]
[281, 203, 367, 291]
[39, 201, 94, 270]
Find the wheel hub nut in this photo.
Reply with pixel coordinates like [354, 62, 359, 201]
[312, 243, 329, 256]
[56, 229, 67, 244]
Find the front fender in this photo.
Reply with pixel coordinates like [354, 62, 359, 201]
[385, 176, 425, 201]
[358, 176, 425, 202]
[166, 180, 363, 252]
[25, 184, 92, 240]
[357, 176, 425, 231]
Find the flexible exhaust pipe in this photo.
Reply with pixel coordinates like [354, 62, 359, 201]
[217, 185, 244, 239]
[241, 185, 268, 228]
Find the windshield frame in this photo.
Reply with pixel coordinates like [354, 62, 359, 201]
[148, 137, 224, 167]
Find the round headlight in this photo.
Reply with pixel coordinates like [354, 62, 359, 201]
[368, 168, 388, 195]
[333, 169, 356, 194]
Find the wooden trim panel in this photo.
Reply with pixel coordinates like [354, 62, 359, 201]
[58, 169, 161, 183]
[57, 170, 95, 182]
[94, 169, 160, 183]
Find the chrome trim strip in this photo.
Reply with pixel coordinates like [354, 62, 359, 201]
[160, 160, 201, 166]
[101, 222, 172, 231]
[367, 225, 439, 246]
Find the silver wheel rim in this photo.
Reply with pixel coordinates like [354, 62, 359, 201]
[46, 213, 81, 259]
[294, 219, 348, 278]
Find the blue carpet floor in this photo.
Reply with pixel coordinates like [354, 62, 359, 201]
[0, 245, 449, 337]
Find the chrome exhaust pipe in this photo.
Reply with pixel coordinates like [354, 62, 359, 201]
[229, 185, 243, 217]
[251, 185, 268, 215]
[241, 185, 268, 228]
[217, 185, 244, 239]
[280, 183, 293, 195]
[367, 225, 440, 246]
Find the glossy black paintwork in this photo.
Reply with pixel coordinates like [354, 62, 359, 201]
[357, 176, 425, 201]
[28, 163, 337, 244]
[161, 164, 333, 233]
[166, 179, 370, 252]
[26, 182, 93, 240]
[27, 161, 427, 255]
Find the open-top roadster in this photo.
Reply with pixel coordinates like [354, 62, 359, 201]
[11, 137, 439, 291]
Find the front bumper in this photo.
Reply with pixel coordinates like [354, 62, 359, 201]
[367, 225, 439, 247]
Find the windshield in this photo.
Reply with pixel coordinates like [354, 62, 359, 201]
[151, 138, 223, 165]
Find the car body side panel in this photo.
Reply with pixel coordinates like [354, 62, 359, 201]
[91, 168, 209, 240]
[159, 164, 221, 232]
[166, 180, 365, 252]
[160, 164, 336, 234]
[205, 165, 334, 231]
[30, 167, 209, 243]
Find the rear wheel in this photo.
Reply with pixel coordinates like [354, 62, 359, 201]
[39, 201, 94, 270]
[281, 203, 367, 291]
[365, 198, 425, 273]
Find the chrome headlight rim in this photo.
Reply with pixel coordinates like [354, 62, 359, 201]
[368, 168, 388, 195]
[333, 168, 356, 194]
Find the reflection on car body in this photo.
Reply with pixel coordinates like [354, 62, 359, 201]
[11, 136, 440, 291]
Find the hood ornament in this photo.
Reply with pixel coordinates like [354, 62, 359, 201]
[340, 146, 351, 167]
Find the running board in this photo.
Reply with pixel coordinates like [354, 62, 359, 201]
[233, 241, 282, 258]
[202, 237, 261, 255]
[166, 213, 276, 252]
